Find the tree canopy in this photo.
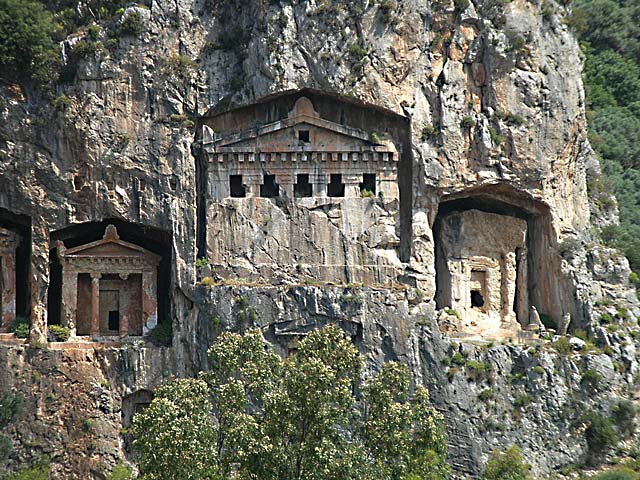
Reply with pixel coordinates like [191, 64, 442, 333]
[573, 0, 640, 278]
[132, 325, 450, 480]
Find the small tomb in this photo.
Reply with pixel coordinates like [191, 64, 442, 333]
[57, 225, 160, 339]
[436, 209, 528, 336]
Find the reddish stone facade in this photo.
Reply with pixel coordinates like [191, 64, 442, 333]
[57, 225, 160, 339]
[0, 227, 18, 331]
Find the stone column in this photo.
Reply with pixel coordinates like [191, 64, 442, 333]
[90, 273, 101, 336]
[60, 270, 78, 336]
[118, 274, 129, 337]
[142, 271, 157, 335]
[311, 173, 327, 198]
[343, 174, 362, 198]
[245, 174, 261, 198]
[515, 247, 529, 326]
[1, 252, 16, 329]
[500, 252, 517, 324]
[276, 174, 294, 198]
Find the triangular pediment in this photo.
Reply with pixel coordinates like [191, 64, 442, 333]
[218, 120, 377, 152]
[215, 115, 374, 149]
[65, 241, 151, 258]
[62, 225, 160, 262]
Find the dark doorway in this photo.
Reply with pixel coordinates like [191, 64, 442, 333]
[360, 173, 376, 196]
[108, 310, 120, 331]
[260, 174, 279, 198]
[294, 174, 312, 197]
[471, 290, 484, 308]
[230, 175, 246, 197]
[328, 174, 345, 197]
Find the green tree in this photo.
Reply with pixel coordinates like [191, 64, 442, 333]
[0, 0, 60, 82]
[481, 445, 533, 480]
[572, 0, 640, 275]
[131, 379, 221, 480]
[132, 325, 450, 480]
[363, 362, 450, 480]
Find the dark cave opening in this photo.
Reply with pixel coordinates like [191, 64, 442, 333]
[471, 290, 484, 308]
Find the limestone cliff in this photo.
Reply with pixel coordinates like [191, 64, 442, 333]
[0, 0, 638, 478]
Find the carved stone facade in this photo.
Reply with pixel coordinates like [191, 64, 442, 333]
[198, 90, 411, 286]
[436, 209, 528, 337]
[203, 96, 400, 200]
[57, 225, 160, 339]
[0, 227, 18, 330]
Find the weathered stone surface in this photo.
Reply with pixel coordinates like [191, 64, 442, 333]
[0, 0, 638, 478]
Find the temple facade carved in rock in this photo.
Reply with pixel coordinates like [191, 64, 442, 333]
[57, 225, 160, 338]
[435, 209, 528, 337]
[197, 90, 412, 287]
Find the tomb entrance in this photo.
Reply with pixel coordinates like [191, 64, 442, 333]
[57, 225, 160, 338]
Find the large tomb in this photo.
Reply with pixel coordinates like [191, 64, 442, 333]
[57, 225, 160, 339]
[198, 90, 411, 286]
[0, 227, 19, 330]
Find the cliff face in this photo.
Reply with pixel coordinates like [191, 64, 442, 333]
[0, 0, 639, 478]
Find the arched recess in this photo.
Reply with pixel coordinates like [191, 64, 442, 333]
[47, 220, 172, 337]
[0, 208, 31, 329]
[434, 184, 575, 330]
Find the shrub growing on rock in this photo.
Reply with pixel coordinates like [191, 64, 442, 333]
[481, 445, 533, 480]
[48, 325, 70, 342]
[583, 411, 619, 459]
[590, 468, 640, 480]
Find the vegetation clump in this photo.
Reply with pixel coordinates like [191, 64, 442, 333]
[583, 411, 618, 459]
[571, 0, 640, 275]
[481, 445, 533, 480]
[0, 0, 60, 83]
[48, 325, 71, 342]
[132, 325, 451, 479]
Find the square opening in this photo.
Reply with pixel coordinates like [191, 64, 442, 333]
[294, 174, 313, 198]
[260, 174, 279, 198]
[230, 175, 246, 197]
[360, 173, 376, 196]
[298, 130, 310, 143]
[108, 310, 120, 331]
[327, 174, 345, 197]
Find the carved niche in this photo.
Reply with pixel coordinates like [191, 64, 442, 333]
[57, 225, 160, 339]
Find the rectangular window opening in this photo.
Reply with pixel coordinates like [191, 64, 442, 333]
[230, 175, 246, 198]
[360, 173, 376, 197]
[328, 174, 345, 197]
[298, 130, 310, 143]
[294, 174, 313, 198]
[260, 174, 279, 198]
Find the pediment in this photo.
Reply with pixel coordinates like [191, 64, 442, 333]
[61, 225, 160, 263]
[203, 96, 401, 155]
[65, 241, 152, 259]
[219, 121, 376, 152]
